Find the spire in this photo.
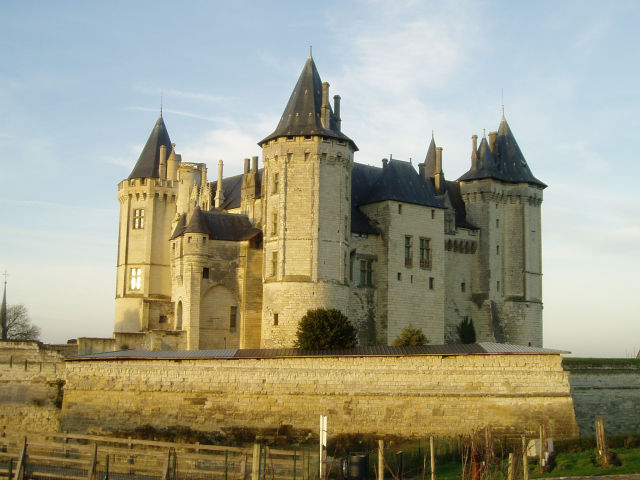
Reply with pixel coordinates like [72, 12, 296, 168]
[259, 56, 357, 150]
[128, 114, 172, 179]
[1, 272, 7, 340]
[423, 134, 437, 178]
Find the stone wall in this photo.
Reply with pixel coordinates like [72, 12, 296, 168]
[564, 359, 640, 435]
[0, 341, 66, 432]
[62, 352, 578, 439]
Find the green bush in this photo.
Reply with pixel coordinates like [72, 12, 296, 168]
[392, 324, 429, 346]
[295, 308, 357, 350]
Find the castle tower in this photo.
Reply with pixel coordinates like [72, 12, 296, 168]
[258, 55, 358, 347]
[115, 113, 179, 333]
[458, 115, 546, 346]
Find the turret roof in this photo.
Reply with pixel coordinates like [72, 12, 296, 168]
[171, 208, 261, 242]
[128, 114, 172, 179]
[259, 56, 357, 150]
[457, 116, 546, 188]
[423, 135, 437, 178]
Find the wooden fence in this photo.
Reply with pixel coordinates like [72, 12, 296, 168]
[0, 430, 318, 480]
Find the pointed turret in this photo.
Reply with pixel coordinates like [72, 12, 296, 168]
[495, 116, 546, 187]
[259, 55, 357, 150]
[129, 114, 173, 179]
[458, 115, 546, 188]
[423, 134, 437, 178]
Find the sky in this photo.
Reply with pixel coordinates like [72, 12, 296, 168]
[1, 0, 638, 357]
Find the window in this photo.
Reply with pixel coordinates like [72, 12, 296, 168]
[461, 282, 466, 292]
[445, 212, 455, 234]
[159, 315, 168, 324]
[431, 209, 435, 219]
[398, 204, 402, 214]
[496, 245, 500, 255]
[359, 260, 372, 287]
[496, 218, 500, 228]
[133, 209, 144, 229]
[273, 313, 279, 326]
[397, 272, 402, 281]
[271, 251, 277, 277]
[229, 306, 237, 331]
[404, 235, 413, 267]
[130, 268, 142, 290]
[273, 172, 279, 193]
[497, 281, 501, 291]
[429, 277, 434, 290]
[272, 212, 278, 236]
[419, 237, 431, 268]
[202, 267, 210, 279]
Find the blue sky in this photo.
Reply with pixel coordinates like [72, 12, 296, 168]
[1, 1, 638, 357]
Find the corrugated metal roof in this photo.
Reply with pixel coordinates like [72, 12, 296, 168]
[69, 343, 568, 361]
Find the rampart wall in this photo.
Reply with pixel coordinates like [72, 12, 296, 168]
[62, 353, 578, 438]
[563, 359, 640, 435]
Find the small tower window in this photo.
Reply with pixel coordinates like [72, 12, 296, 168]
[404, 236, 413, 267]
[273, 173, 279, 194]
[133, 209, 144, 229]
[398, 204, 402, 214]
[272, 213, 278, 236]
[359, 260, 373, 287]
[431, 209, 435, 219]
[130, 268, 142, 290]
[229, 306, 237, 331]
[496, 245, 500, 255]
[419, 237, 431, 268]
[202, 267, 210, 279]
[445, 212, 455, 234]
[461, 282, 466, 292]
[496, 218, 500, 228]
[273, 313, 279, 326]
[429, 277, 434, 290]
[271, 251, 278, 277]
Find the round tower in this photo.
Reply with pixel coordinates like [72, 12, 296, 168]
[258, 56, 357, 348]
[114, 114, 179, 334]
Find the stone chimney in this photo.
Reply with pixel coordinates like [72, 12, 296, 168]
[434, 147, 444, 194]
[215, 160, 225, 208]
[333, 95, 341, 131]
[244, 158, 250, 174]
[167, 143, 178, 181]
[252, 156, 258, 174]
[471, 135, 478, 170]
[321, 82, 330, 128]
[159, 145, 167, 179]
[488, 131, 498, 153]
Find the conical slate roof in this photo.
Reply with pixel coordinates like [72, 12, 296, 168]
[259, 56, 357, 150]
[129, 114, 172, 179]
[458, 116, 546, 188]
[423, 135, 437, 178]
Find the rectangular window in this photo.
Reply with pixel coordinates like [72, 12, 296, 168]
[273, 313, 279, 326]
[130, 268, 142, 290]
[359, 260, 372, 287]
[496, 218, 500, 228]
[271, 251, 277, 277]
[273, 172, 279, 193]
[404, 235, 413, 267]
[229, 306, 237, 331]
[398, 204, 402, 214]
[419, 237, 431, 268]
[159, 315, 168, 324]
[202, 267, 210, 279]
[496, 245, 500, 255]
[429, 277, 434, 290]
[431, 209, 435, 219]
[497, 280, 501, 291]
[133, 209, 144, 229]
[272, 212, 278, 236]
[444, 212, 455, 234]
[397, 272, 402, 281]
[461, 282, 466, 292]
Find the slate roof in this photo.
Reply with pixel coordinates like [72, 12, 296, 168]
[353, 160, 444, 209]
[458, 116, 546, 188]
[259, 56, 357, 151]
[128, 114, 172, 179]
[209, 169, 263, 211]
[68, 342, 569, 361]
[171, 208, 261, 242]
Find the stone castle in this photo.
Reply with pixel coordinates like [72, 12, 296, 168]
[114, 55, 546, 351]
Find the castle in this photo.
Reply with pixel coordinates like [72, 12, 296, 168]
[113, 55, 546, 351]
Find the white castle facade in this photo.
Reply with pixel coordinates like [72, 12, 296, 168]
[113, 56, 546, 351]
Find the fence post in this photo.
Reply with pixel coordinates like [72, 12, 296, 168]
[13, 436, 27, 480]
[507, 453, 514, 480]
[161, 448, 173, 480]
[596, 416, 608, 465]
[522, 436, 528, 480]
[429, 437, 435, 480]
[293, 447, 297, 480]
[104, 454, 109, 480]
[252, 443, 261, 480]
[225, 449, 229, 480]
[377, 440, 384, 480]
[87, 443, 98, 480]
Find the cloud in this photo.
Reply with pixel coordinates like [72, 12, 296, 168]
[132, 83, 232, 104]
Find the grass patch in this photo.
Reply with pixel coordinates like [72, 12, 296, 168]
[529, 448, 640, 478]
[562, 357, 640, 368]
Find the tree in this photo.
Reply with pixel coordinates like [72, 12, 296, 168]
[295, 308, 357, 350]
[5, 304, 41, 341]
[457, 317, 476, 344]
[392, 324, 429, 346]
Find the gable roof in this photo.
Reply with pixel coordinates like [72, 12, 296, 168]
[129, 114, 172, 179]
[354, 160, 444, 208]
[259, 56, 357, 151]
[171, 208, 261, 242]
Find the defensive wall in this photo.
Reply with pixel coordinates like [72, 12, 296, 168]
[61, 345, 578, 439]
[3, 341, 640, 439]
[563, 358, 640, 435]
